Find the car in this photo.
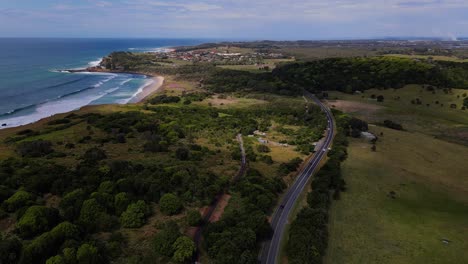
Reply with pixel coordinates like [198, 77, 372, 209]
[280, 205, 285, 209]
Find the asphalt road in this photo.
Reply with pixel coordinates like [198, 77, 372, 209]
[259, 93, 335, 264]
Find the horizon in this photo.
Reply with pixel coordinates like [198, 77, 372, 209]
[2, 1, 468, 39]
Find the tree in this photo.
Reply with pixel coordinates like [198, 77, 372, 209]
[186, 210, 202, 226]
[377, 95, 384, 102]
[463, 97, 468, 108]
[172, 236, 196, 263]
[16, 206, 60, 238]
[159, 194, 183, 215]
[0, 235, 22, 264]
[45, 255, 65, 264]
[154, 221, 181, 257]
[120, 200, 150, 228]
[76, 244, 99, 264]
[3, 190, 34, 212]
[114, 192, 130, 216]
[59, 189, 87, 221]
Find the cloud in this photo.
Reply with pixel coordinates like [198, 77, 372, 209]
[1, 0, 468, 38]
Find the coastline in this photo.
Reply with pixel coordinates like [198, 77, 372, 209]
[0, 69, 165, 130]
[132, 76, 164, 103]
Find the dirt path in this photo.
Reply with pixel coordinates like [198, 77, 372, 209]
[193, 134, 248, 262]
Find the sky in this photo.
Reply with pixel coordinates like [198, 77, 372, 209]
[1, 0, 468, 39]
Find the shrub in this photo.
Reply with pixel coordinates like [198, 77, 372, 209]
[383, 120, 403, 130]
[377, 95, 384, 102]
[175, 147, 190, 161]
[17, 140, 54, 157]
[159, 194, 183, 215]
[278, 157, 303, 175]
[256, 144, 271, 153]
[82, 147, 107, 164]
[186, 209, 202, 226]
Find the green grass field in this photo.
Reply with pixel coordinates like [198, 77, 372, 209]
[327, 85, 468, 145]
[325, 85, 468, 263]
[325, 117, 468, 263]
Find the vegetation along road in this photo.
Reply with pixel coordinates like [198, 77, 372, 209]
[260, 92, 335, 264]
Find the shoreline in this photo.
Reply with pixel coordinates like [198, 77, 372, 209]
[132, 76, 164, 103]
[0, 70, 164, 130]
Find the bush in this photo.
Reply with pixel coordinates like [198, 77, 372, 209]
[120, 200, 150, 228]
[149, 95, 181, 104]
[17, 140, 54, 157]
[278, 157, 303, 175]
[159, 194, 183, 215]
[175, 147, 190, 161]
[256, 144, 271, 153]
[383, 120, 403, 130]
[82, 147, 107, 164]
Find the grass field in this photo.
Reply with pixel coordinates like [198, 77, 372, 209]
[326, 126, 468, 264]
[327, 85, 468, 145]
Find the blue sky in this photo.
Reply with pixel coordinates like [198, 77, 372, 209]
[1, 0, 468, 39]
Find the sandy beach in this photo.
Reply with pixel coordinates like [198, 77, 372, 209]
[131, 76, 164, 103]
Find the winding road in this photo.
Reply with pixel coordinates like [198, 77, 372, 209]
[259, 92, 335, 264]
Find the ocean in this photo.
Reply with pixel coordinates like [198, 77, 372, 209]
[0, 38, 207, 129]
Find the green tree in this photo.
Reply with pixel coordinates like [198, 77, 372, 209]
[62, 248, 77, 264]
[45, 255, 65, 264]
[3, 190, 34, 212]
[159, 194, 183, 215]
[16, 206, 59, 238]
[59, 189, 86, 220]
[154, 221, 181, 257]
[463, 97, 468, 108]
[172, 236, 196, 263]
[114, 192, 130, 216]
[120, 200, 150, 228]
[0, 235, 22, 264]
[76, 244, 99, 264]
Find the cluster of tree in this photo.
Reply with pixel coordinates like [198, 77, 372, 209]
[204, 69, 302, 96]
[272, 57, 468, 93]
[287, 112, 351, 264]
[203, 169, 285, 263]
[153, 221, 196, 263]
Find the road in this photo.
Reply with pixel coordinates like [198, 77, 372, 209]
[259, 92, 335, 264]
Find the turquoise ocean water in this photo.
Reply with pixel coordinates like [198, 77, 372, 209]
[0, 38, 206, 129]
